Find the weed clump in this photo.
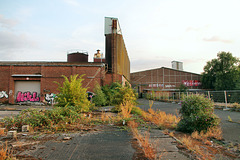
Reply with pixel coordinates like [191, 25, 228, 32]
[94, 82, 138, 107]
[92, 83, 107, 107]
[177, 94, 220, 133]
[55, 74, 91, 112]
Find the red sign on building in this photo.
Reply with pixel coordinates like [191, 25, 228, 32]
[182, 80, 201, 86]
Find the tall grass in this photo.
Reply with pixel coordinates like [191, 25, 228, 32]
[191, 126, 223, 141]
[119, 101, 132, 119]
[128, 121, 156, 160]
[0, 142, 11, 160]
[140, 101, 180, 129]
[180, 135, 213, 160]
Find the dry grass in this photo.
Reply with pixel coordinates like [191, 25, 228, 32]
[0, 128, 5, 136]
[180, 135, 212, 160]
[101, 112, 110, 122]
[191, 126, 223, 141]
[140, 100, 180, 129]
[0, 142, 12, 160]
[178, 131, 228, 160]
[143, 109, 180, 130]
[119, 101, 132, 119]
[128, 121, 156, 160]
[169, 131, 174, 137]
[162, 129, 169, 135]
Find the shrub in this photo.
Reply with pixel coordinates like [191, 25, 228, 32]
[3, 106, 84, 130]
[92, 83, 107, 107]
[114, 83, 138, 105]
[102, 82, 137, 106]
[3, 109, 52, 129]
[131, 106, 143, 116]
[177, 94, 220, 133]
[102, 82, 122, 106]
[55, 74, 90, 112]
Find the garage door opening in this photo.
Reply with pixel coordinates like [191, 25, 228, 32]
[14, 81, 41, 103]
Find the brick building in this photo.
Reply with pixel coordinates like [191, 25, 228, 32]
[130, 63, 202, 96]
[0, 17, 130, 104]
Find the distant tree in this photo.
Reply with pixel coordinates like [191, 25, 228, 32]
[201, 52, 240, 90]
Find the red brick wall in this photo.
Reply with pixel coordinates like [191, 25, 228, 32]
[0, 66, 10, 103]
[13, 66, 41, 74]
[0, 63, 108, 104]
[0, 66, 10, 91]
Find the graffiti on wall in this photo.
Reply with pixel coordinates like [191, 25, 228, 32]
[148, 84, 164, 88]
[0, 91, 8, 99]
[182, 80, 201, 87]
[16, 91, 40, 103]
[45, 93, 56, 104]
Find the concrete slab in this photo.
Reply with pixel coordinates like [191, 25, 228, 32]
[138, 129, 170, 138]
[150, 138, 179, 152]
[159, 152, 190, 160]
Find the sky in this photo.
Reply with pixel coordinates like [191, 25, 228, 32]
[0, 0, 240, 74]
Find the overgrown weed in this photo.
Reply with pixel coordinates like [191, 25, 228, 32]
[191, 126, 223, 141]
[128, 121, 156, 160]
[0, 142, 12, 160]
[143, 109, 180, 130]
[119, 101, 132, 119]
[180, 135, 214, 160]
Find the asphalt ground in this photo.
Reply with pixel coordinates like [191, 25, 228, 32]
[137, 98, 240, 143]
[1, 100, 240, 144]
[0, 104, 189, 160]
[1, 100, 240, 143]
[30, 127, 135, 160]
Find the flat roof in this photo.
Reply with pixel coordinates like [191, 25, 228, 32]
[0, 61, 105, 67]
[131, 67, 200, 75]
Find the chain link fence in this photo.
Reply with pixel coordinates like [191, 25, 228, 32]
[144, 90, 240, 109]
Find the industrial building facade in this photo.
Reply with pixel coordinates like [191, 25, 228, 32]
[130, 65, 202, 95]
[0, 61, 107, 104]
[0, 17, 130, 104]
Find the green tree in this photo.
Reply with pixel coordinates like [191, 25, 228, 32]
[201, 51, 240, 90]
[92, 82, 107, 107]
[55, 74, 90, 112]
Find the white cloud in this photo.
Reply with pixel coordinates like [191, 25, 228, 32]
[0, 14, 18, 29]
[0, 31, 36, 50]
[63, 0, 80, 7]
[203, 36, 233, 44]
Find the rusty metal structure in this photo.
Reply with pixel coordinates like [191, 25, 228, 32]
[105, 17, 130, 83]
[67, 50, 88, 63]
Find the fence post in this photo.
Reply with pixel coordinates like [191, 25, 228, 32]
[173, 93, 175, 103]
[208, 91, 210, 100]
[224, 91, 229, 110]
[168, 92, 169, 102]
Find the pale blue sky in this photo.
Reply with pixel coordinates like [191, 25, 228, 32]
[0, 0, 239, 74]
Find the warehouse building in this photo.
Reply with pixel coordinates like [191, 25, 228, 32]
[131, 61, 202, 96]
[0, 17, 130, 104]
